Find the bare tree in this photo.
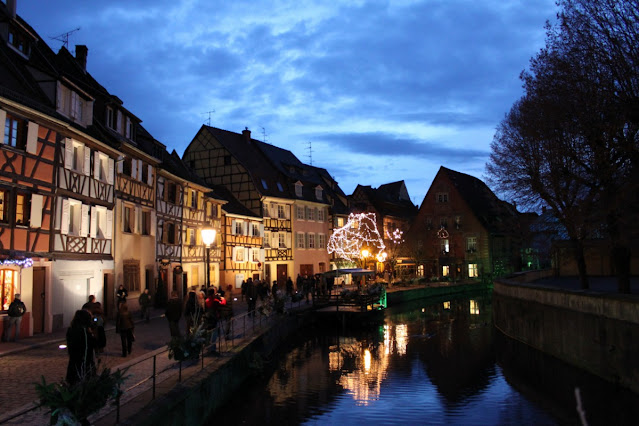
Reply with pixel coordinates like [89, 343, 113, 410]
[488, 0, 639, 291]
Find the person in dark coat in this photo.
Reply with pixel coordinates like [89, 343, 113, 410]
[116, 285, 128, 309]
[165, 291, 182, 338]
[93, 302, 107, 354]
[81, 295, 97, 312]
[138, 288, 151, 323]
[116, 302, 135, 357]
[183, 290, 202, 336]
[2, 294, 26, 342]
[65, 309, 97, 385]
[245, 278, 257, 317]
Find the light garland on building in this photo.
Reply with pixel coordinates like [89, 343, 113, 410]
[1, 258, 34, 268]
[327, 212, 386, 262]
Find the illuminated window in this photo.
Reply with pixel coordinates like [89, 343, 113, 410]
[467, 237, 477, 252]
[250, 248, 260, 263]
[336, 217, 345, 227]
[15, 193, 30, 226]
[1, 269, 17, 311]
[468, 263, 478, 278]
[417, 265, 424, 277]
[440, 239, 449, 254]
[470, 300, 480, 315]
[442, 265, 449, 276]
[443, 301, 451, 310]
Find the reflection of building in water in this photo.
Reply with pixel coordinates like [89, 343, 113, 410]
[470, 299, 480, 315]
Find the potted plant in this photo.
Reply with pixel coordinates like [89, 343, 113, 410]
[36, 367, 127, 426]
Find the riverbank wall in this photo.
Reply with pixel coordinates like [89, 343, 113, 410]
[493, 278, 639, 394]
[386, 281, 492, 305]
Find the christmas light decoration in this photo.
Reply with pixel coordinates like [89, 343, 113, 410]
[327, 212, 386, 262]
[0, 258, 34, 268]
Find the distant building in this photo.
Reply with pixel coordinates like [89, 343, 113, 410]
[407, 166, 524, 281]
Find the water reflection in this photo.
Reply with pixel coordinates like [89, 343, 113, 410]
[212, 292, 637, 425]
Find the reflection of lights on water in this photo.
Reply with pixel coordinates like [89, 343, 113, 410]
[59, 344, 67, 349]
[383, 325, 391, 355]
[470, 299, 480, 315]
[363, 349, 371, 373]
[443, 301, 450, 310]
[395, 324, 407, 355]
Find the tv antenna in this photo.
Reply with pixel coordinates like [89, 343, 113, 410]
[307, 141, 313, 165]
[51, 27, 80, 49]
[261, 127, 268, 143]
[203, 110, 215, 126]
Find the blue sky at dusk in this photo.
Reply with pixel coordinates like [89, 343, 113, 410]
[17, 1, 557, 205]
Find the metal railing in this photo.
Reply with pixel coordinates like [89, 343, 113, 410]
[1, 297, 307, 425]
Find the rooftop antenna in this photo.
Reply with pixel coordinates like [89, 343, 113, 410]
[307, 141, 313, 165]
[203, 110, 215, 126]
[261, 126, 268, 143]
[51, 27, 80, 49]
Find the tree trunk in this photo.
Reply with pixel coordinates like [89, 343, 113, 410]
[612, 244, 631, 294]
[574, 239, 589, 290]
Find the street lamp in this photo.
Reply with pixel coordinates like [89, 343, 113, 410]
[361, 248, 370, 269]
[201, 227, 216, 289]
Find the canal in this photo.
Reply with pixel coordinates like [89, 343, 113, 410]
[212, 291, 639, 425]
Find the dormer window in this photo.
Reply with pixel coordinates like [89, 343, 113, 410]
[277, 182, 283, 192]
[125, 117, 133, 139]
[315, 186, 323, 201]
[295, 182, 303, 198]
[7, 25, 32, 57]
[261, 179, 268, 190]
[56, 82, 92, 127]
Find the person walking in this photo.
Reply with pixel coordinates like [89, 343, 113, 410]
[116, 302, 135, 357]
[138, 288, 151, 323]
[204, 288, 220, 354]
[93, 301, 107, 354]
[165, 291, 182, 338]
[81, 295, 97, 312]
[246, 278, 257, 317]
[65, 309, 97, 385]
[2, 294, 26, 342]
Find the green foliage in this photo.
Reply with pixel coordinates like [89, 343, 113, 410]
[36, 368, 128, 425]
[167, 321, 211, 361]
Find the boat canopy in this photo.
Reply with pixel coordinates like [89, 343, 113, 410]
[323, 268, 375, 277]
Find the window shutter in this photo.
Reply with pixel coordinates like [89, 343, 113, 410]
[286, 233, 291, 248]
[71, 92, 78, 118]
[90, 206, 97, 238]
[131, 159, 138, 180]
[56, 81, 62, 110]
[116, 111, 122, 133]
[64, 138, 73, 169]
[93, 151, 100, 179]
[285, 205, 290, 219]
[30, 194, 43, 228]
[305, 233, 309, 249]
[107, 158, 114, 185]
[26, 122, 38, 154]
[260, 249, 265, 263]
[196, 230, 202, 246]
[242, 221, 248, 236]
[0, 110, 5, 144]
[244, 247, 250, 262]
[138, 160, 143, 180]
[135, 207, 140, 233]
[80, 204, 89, 237]
[150, 210, 156, 236]
[231, 219, 237, 235]
[147, 164, 153, 186]
[259, 224, 264, 237]
[61, 199, 70, 234]
[232, 246, 238, 262]
[83, 145, 91, 176]
[106, 209, 113, 239]
[270, 204, 277, 218]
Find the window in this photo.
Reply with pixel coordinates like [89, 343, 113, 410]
[190, 190, 197, 209]
[251, 223, 260, 237]
[441, 239, 449, 254]
[106, 107, 114, 129]
[123, 205, 133, 233]
[125, 117, 133, 139]
[90, 206, 111, 239]
[454, 216, 462, 229]
[295, 182, 303, 197]
[1, 269, 17, 311]
[467, 237, 477, 252]
[123, 262, 140, 292]
[296, 233, 305, 249]
[315, 186, 323, 200]
[234, 220, 244, 235]
[62, 199, 85, 236]
[0, 190, 7, 223]
[278, 233, 286, 248]
[167, 182, 177, 204]
[263, 231, 271, 248]
[307, 207, 317, 221]
[235, 247, 246, 262]
[297, 206, 305, 220]
[318, 208, 325, 222]
[250, 248, 260, 263]
[15, 193, 30, 226]
[426, 217, 433, 230]
[308, 233, 316, 249]
[4, 113, 26, 149]
[94, 151, 111, 183]
[437, 192, 448, 203]
[188, 228, 195, 246]
[166, 222, 176, 244]
[442, 265, 450, 277]
[440, 217, 448, 229]
[277, 205, 286, 219]
[261, 179, 268, 189]
[336, 217, 345, 227]
[318, 233, 326, 249]
[208, 202, 218, 219]
[7, 26, 31, 56]
[468, 263, 478, 278]
[141, 210, 152, 236]
[417, 265, 424, 277]
[277, 182, 283, 192]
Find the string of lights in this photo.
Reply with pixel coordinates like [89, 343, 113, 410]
[327, 212, 386, 262]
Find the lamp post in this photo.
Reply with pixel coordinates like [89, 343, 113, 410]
[201, 227, 216, 290]
[361, 248, 370, 270]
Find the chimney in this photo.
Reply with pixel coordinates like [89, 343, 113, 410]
[242, 127, 251, 144]
[7, 0, 16, 18]
[75, 45, 88, 71]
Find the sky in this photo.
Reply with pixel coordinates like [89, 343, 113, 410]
[16, 0, 558, 206]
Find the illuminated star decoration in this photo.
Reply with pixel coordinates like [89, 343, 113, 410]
[327, 212, 386, 262]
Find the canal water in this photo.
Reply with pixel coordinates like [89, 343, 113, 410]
[212, 292, 639, 425]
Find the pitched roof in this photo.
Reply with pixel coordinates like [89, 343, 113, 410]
[350, 181, 417, 221]
[439, 166, 520, 234]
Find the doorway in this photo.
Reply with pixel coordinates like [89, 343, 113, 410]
[277, 264, 288, 287]
[32, 267, 45, 334]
